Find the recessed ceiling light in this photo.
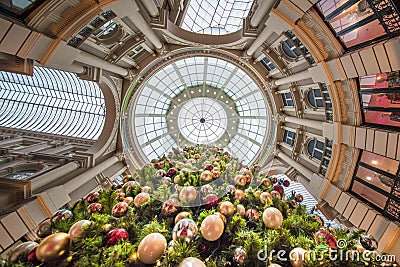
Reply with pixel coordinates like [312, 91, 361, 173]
[366, 176, 372, 181]
[371, 160, 378, 165]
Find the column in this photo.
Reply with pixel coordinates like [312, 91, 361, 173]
[274, 70, 312, 86]
[77, 51, 129, 77]
[246, 26, 274, 56]
[139, 0, 159, 17]
[129, 10, 163, 49]
[30, 161, 80, 193]
[283, 115, 322, 130]
[276, 149, 314, 179]
[250, 0, 276, 27]
[64, 155, 120, 194]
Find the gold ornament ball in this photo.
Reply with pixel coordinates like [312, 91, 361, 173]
[36, 233, 70, 262]
[178, 257, 206, 267]
[236, 204, 246, 217]
[179, 186, 197, 202]
[219, 201, 235, 216]
[262, 207, 283, 229]
[175, 211, 191, 224]
[289, 247, 306, 267]
[260, 192, 273, 204]
[124, 196, 134, 205]
[253, 190, 262, 198]
[68, 220, 91, 241]
[200, 214, 224, 241]
[103, 223, 112, 232]
[137, 233, 167, 264]
[270, 190, 281, 199]
[234, 175, 247, 186]
[200, 170, 213, 182]
[134, 192, 150, 207]
[268, 264, 282, 267]
[234, 190, 246, 201]
[261, 177, 272, 187]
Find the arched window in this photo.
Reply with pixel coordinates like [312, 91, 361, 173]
[307, 139, 325, 161]
[3, 170, 37, 180]
[281, 39, 302, 60]
[307, 89, 325, 108]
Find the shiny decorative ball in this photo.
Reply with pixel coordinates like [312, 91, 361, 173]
[212, 170, 221, 179]
[173, 219, 198, 243]
[226, 185, 236, 194]
[201, 184, 213, 195]
[27, 246, 39, 264]
[215, 212, 227, 223]
[122, 181, 140, 192]
[233, 247, 246, 263]
[36, 233, 70, 262]
[155, 169, 167, 178]
[234, 175, 247, 186]
[260, 192, 273, 204]
[314, 229, 337, 249]
[253, 190, 262, 198]
[141, 186, 151, 192]
[204, 164, 214, 171]
[37, 219, 52, 238]
[226, 163, 234, 172]
[200, 214, 224, 241]
[68, 220, 91, 241]
[270, 190, 281, 199]
[268, 264, 282, 267]
[236, 204, 246, 217]
[355, 243, 365, 253]
[162, 198, 180, 214]
[282, 179, 290, 187]
[51, 209, 73, 223]
[84, 191, 100, 203]
[8, 241, 38, 264]
[261, 177, 272, 187]
[360, 234, 378, 250]
[273, 184, 284, 196]
[193, 154, 201, 159]
[234, 190, 246, 201]
[167, 168, 177, 178]
[175, 211, 191, 224]
[102, 224, 112, 232]
[200, 170, 213, 182]
[137, 233, 167, 264]
[134, 192, 150, 208]
[204, 194, 219, 208]
[124, 196, 134, 205]
[162, 176, 172, 184]
[246, 209, 260, 221]
[111, 202, 129, 217]
[219, 201, 235, 216]
[262, 207, 283, 229]
[104, 228, 129, 246]
[178, 257, 206, 267]
[122, 174, 132, 183]
[271, 177, 278, 183]
[289, 247, 306, 267]
[116, 191, 126, 201]
[87, 202, 102, 214]
[295, 193, 303, 202]
[179, 186, 197, 202]
[175, 161, 184, 169]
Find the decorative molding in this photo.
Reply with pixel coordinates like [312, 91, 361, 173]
[16, 32, 42, 59]
[38, 38, 61, 65]
[295, 19, 329, 62]
[325, 143, 347, 183]
[333, 81, 348, 123]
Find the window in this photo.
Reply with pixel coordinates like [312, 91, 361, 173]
[181, 0, 254, 35]
[307, 88, 325, 108]
[260, 57, 276, 71]
[307, 139, 325, 161]
[316, 0, 400, 48]
[281, 92, 294, 106]
[281, 39, 302, 60]
[351, 151, 400, 221]
[0, 0, 44, 19]
[359, 71, 400, 129]
[283, 130, 296, 146]
[3, 170, 37, 180]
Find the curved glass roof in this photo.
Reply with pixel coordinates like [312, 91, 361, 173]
[178, 97, 228, 144]
[133, 56, 269, 164]
[181, 0, 253, 35]
[0, 66, 105, 140]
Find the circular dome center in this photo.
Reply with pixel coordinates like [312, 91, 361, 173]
[178, 97, 227, 144]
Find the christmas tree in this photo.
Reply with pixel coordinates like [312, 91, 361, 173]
[3, 145, 395, 267]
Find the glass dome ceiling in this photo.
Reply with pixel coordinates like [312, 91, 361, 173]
[181, 0, 253, 35]
[130, 56, 270, 164]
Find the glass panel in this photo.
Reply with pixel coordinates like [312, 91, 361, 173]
[360, 72, 400, 89]
[360, 151, 399, 176]
[340, 19, 386, 47]
[356, 165, 393, 192]
[351, 180, 388, 209]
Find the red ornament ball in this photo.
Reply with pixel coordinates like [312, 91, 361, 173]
[111, 202, 129, 218]
[204, 194, 219, 208]
[314, 229, 337, 249]
[273, 184, 284, 196]
[282, 179, 290, 187]
[104, 228, 129, 246]
[84, 191, 100, 203]
[87, 202, 102, 214]
[162, 198, 180, 214]
[167, 168, 177, 177]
